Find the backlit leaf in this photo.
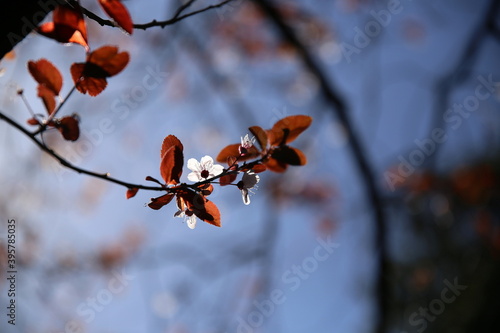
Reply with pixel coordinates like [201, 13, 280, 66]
[26, 117, 40, 126]
[272, 146, 307, 166]
[216, 144, 259, 163]
[37, 5, 88, 50]
[87, 46, 129, 77]
[57, 115, 80, 141]
[197, 199, 221, 227]
[251, 163, 267, 173]
[161, 135, 184, 159]
[219, 173, 237, 186]
[126, 187, 139, 199]
[179, 192, 221, 227]
[98, 0, 134, 34]
[249, 125, 268, 150]
[148, 193, 175, 210]
[37, 85, 56, 115]
[264, 156, 287, 173]
[160, 145, 183, 185]
[70, 46, 129, 96]
[198, 183, 214, 196]
[28, 59, 63, 96]
[71, 63, 107, 96]
[268, 115, 312, 146]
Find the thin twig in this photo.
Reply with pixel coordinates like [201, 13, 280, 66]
[67, 0, 236, 31]
[19, 90, 36, 117]
[172, 0, 198, 20]
[32, 85, 77, 136]
[1, 110, 164, 191]
[1, 111, 267, 196]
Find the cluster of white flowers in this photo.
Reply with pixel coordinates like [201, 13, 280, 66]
[177, 135, 260, 229]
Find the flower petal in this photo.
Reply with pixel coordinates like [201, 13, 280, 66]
[200, 155, 214, 169]
[187, 215, 197, 229]
[241, 189, 250, 205]
[211, 164, 224, 177]
[187, 171, 201, 182]
[242, 172, 260, 188]
[187, 158, 201, 172]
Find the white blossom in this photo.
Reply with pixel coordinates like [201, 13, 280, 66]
[187, 155, 224, 182]
[238, 171, 260, 205]
[240, 134, 256, 149]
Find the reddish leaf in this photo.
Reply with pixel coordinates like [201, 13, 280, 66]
[87, 46, 130, 77]
[145, 175, 162, 185]
[28, 59, 63, 96]
[98, 0, 134, 34]
[219, 173, 237, 186]
[264, 156, 288, 173]
[26, 117, 40, 126]
[160, 145, 183, 185]
[161, 135, 184, 159]
[37, 85, 56, 115]
[227, 156, 238, 167]
[268, 115, 312, 146]
[272, 146, 307, 166]
[148, 193, 175, 210]
[179, 192, 221, 227]
[71, 63, 107, 96]
[71, 46, 129, 96]
[126, 187, 139, 199]
[37, 5, 88, 50]
[198, 199, 221, 227]
[189, 194, 221, 227]
[251, 163, 267, 173]
[198, 183, 214, 196]
[249, 125, 268, 150]
[56, 116, 80, 141]
[216, 144, 259, 163]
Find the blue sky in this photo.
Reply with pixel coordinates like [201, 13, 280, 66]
[1, 0, 499, 332]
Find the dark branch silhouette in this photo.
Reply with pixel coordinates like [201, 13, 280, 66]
[253, 1, 389, 332]
[0, 111, 165, 192]
[68, 0, 237, 31]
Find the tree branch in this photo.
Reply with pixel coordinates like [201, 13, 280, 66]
[68, 0, 236, 31]
[253, 1, 388, 332]
[0, 110, 268, 197]
[0, 110, 165, 192]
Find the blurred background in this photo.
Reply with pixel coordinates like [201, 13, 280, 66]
[0, 0, 499, 332]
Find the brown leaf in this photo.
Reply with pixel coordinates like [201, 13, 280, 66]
[37, 85, 57, 115]
[198, 183, 214, 196]
[160, 145, 183, 185]
[272, 146, 307, 166]
[268, 115, 312, 146]
[71, 46, 129, 96]
[37, 5, 88, 50]
[198, 199, 221, 227]
[219, 173, 237, 186]
[28, 59, 63, 96]
[126, 187, 139, 199]
[161, 135, 184, 159]
[98, 0, 134, 35]
[148, 193, 175, 210]
[56, 116, 80, 141]
[251, 163, 267, 173]
[26, 117, 40, 126]
[87, 46, 130, 77]
[264, 156, 288, 173]
[249, 125, 268, 150]
[179, 192, 221, 227]
[71, 63, 107, 96]
[145, 175, 162, 185]
[216, 144, 260, 163]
